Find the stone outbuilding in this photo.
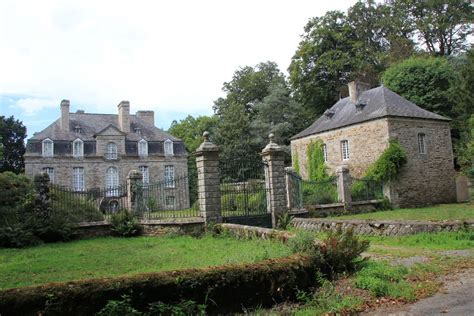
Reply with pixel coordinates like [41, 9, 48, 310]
[290, 82, 456, 207]
[24, 100, 189, 209]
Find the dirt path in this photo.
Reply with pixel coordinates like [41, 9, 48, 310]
[363, 268, 474, 316]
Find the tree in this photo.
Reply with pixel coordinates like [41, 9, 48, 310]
[382, 56, 456, 118]
[389, 0, 473, 56]
[0, 116, 27, 174]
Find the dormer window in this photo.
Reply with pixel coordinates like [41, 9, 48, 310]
[134, 127, 141, 134]
[73, 138, 84, 158]
[74, 125, 82, 133]
[42, 138, 54, 157]
[164, 139, 174, 156]
[138, 139, 148, 157]
[355, 103, 366, 112]
[106, 142, 118, 160]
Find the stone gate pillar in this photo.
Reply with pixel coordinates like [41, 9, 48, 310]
[336, 165, 352, 211]
[195, 131, 222, 223]
[127, 170, 143, 213]
[261, 134, 287, 228]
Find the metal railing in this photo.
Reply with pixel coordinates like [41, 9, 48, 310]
[286, 172, 339, 207]
[350, 177, 384, 201]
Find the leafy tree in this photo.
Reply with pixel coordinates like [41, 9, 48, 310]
[382, 56, 456, 118]
[0, 116, 27, 174]
[250, 83, 311, 155]
[389, 0, 473, 56]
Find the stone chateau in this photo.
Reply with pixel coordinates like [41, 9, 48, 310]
[24, 100, 189, 209]
[291, 82, 456, 207]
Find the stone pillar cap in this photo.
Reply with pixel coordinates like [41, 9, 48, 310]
[196, 131, 219, 152]
[127, 169, 143, 179]
[336, 165, 350, 173]
[262, 133, 282, 153]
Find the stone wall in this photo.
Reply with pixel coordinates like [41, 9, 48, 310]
[386, 118, 456, 207]
[305, 200, 383, 218]
[291, 118, 390, 179]
[292, 217, 474, 236]
[216, 223, 294, 242]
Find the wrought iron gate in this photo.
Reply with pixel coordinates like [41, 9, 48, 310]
[219, 159, 270, 224]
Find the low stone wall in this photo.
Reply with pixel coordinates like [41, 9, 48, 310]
[72, 218, 205, 239]
[306, 200, 383, 218]
[216, 223, 295, 242]
[292, 217, 474, 236]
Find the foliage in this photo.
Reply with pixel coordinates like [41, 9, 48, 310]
[0, 116, 27, 174]
[306, 140, 328, 181]
[96, 295, 141, 316]
[354, 261, 414, 300]
[276, 212, 294, 230]
[350, 179, 384, 202]
[110, 211, 141, 237]
[391, 0, 473, 56]
[302, 180, 339, 205]
[292, 153, 300, 175]
[364, 139, 407, 182]
[221, 191, 266, 216]
[49, 190, 104, 223]
[0, 224, 40, 248]
[147, 300, 206, 316]
[0, 171, 32, 227]
[288, 230, 320, 255]
[382, 56, 456, 118]
[319, 228, 370, 275]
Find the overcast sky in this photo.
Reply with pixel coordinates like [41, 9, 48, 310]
[0, 0, 355, 136]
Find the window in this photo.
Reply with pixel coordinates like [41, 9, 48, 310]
[74, 125, 82, 133]
[43, 167, 54, 183]
[73, 167, 85, 191]
[138, 139, 148, 157]
[341, 140, 349, 160]
[164, 139, 174, 156]
[106, 142, 118, 160]
[165, 196, 175, 208]
[418, 133, 426, 154]
[322, 144, 328, 162]
[73, 138, 84, 158]
[164, 165, 175, 188]
[139, 165, 149, 184]
[42, 138, 54, 157]
[106, 167, 119, 196]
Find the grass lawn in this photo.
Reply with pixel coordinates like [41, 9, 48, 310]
[0, 235, 291, 290]
[328, 202, 474, 221]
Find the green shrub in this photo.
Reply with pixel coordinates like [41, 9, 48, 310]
[110, 211, 141, 237]
[319, 229, 370, 276]
[0, 171, 32, 227]
[147, 300, 206, 315]
[288, 231, 320, 254]
[49, 190, 104, 223]
[0, 224, 40, 248]
[303, 181, 338, 205]
[307, 140, 328, 181]
[276, 212, 294, 230]
[96, 295, 141, 316]
[354, 261, 414, 300]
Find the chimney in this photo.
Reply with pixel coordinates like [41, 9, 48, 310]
[348, 81, 371, 103]
[60, 99, 70, 131]
[136, 110, 155, 127]
[118, 101, 130, 133]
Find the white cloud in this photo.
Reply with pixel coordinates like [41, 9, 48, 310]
[0, 0, 354, 118]
[14, 98, 58, 116]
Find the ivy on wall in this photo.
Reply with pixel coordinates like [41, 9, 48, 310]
[292, 153, 300, 175]
[364, 139, 408, 182]
[306, 139, 329, 181]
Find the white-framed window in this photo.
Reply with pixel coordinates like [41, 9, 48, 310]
[138, 139, 148, 157]
[322, 143, 328, 162]
[341, 140, 350, 160]
[105, 166, 119, 197]
[42, 138, 54, 157]
[165, 196, 175, 208]
[139, 165, 149, 184]
[418, 133, 426, 154]
[106, 142, 118, 160]
[164, 139, 174, 156]
[73, 138, 84, 158]
[43, 167, 54, 183]
[164, 165, 175, 188]
[73, 167, 85, 191]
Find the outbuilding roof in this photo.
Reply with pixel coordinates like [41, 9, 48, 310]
[291, 85, 450, 140]
[30, 113, 181, 142]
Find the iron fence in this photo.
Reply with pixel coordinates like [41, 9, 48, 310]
[350, 177, 384, 201]
[137, 174, 199, 219]
[286, 172, 339, 206]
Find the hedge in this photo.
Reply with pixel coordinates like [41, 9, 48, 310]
[0, 254, 316, 315]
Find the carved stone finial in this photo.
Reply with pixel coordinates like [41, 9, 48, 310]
[203, 131, 210, 142]
[268, 133, 275, 144]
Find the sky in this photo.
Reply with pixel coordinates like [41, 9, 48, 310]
[0, 0, 355, 137]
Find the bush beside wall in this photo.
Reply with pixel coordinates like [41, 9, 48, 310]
[0, 254, 315, 316]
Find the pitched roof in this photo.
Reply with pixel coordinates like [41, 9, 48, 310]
[30, 113, 181, 142]
[291, 85, 450, 140]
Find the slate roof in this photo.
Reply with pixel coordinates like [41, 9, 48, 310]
[30, 113, 181, 142]
[291, 86, 450, 140]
